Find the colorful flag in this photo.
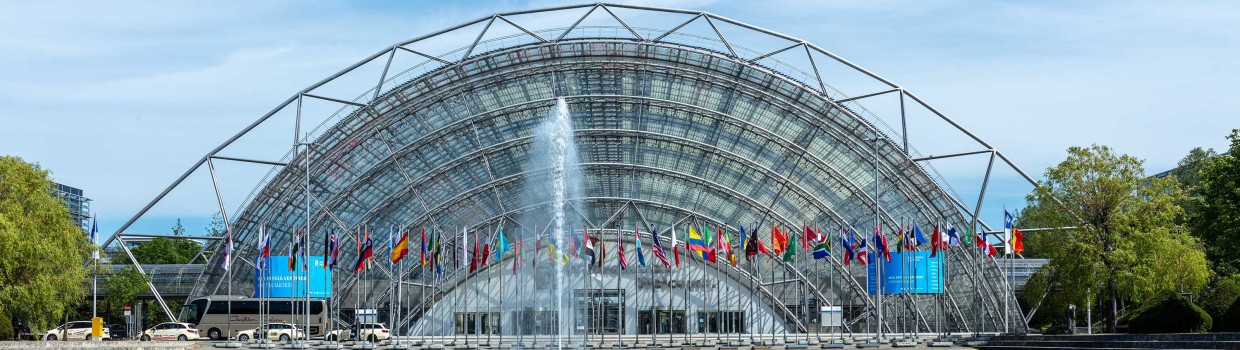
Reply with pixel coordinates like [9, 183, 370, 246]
[946, 223, 960, 247]
[260, 227, 270, 261]
[618, 231, 628, 270]
[461, 227, 468, 270]
[495, 227, 510, 260]
[289, 229, 301, 271]
[651, 228, 670, 268]
[855, 237, 870, 265]
[353, 233, 373, 273]
[771, 226, 787, 254]
[420, 227, 428, 267]
[937, 224, 949, 250]
[1013, 227, 1025, 255]
[801, 226, 816, 250]
[913, 223, 927, 246]
[895, 226, 907, 253]
[90, 218, 99, 260]
[672, 227, 681, 267]
[222, 228, 232, 271]
[512, 239, 521, 275]
[782, 232, 796, 262]
[327, 230, 338, 270]
[584, 232, 597, 267]
[480, 242, 491, 266]
[390, 228, 410, 264]
[987, 243, 999, 257]
[703, 226, 718, 264]
[976, 227, 987, 252]
[687, 225, 708, 258]
[300, 230, 308, 270]
[743, 225, 758, 261]
[931, 224, 941, 258]
[840, 228, 855, 266]
[595, 235, 606, 268]
[812, 236, 829, 260]
[256, 226, 269, 270]
[470, 232, 480, 273]
[1003, 210, 1014, 254]
[635, 226, 647, 268]
[433, 231, 442, 274]
[719, 227, 734, 266]
[569, 230, 580, 259]
[534, 236, 542, 268]
[874, 227, 891, 263]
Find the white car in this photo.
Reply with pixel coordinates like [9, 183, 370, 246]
[41, 321, 110, 341]
[138, 322, 200, 341]
[236, 323, 305, 342]
[325, 323, 390, 342]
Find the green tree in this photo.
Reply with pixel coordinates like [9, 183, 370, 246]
[0, 156, 91, 332]
[1191, 129, 1240, 275]
[1198, 275, 1240, 330]
[1171, 147, 1217, 190]
[121, 236, 202, 265]
[1020, 145, 1208, 333]
[102, 267, 149, 318]
[115, 218, 203, 265]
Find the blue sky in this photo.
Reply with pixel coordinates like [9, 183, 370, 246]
[2, 0, 1237, 237]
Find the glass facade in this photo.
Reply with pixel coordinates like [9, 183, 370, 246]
[52, 182, 91, 232]
[177, 5, 1020, 335]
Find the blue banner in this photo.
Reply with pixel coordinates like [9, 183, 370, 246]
[866, 251, 942, 294]
[255, 256, 332, 298]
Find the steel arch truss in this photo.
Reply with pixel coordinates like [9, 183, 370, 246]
[110, 3, 1036, 334]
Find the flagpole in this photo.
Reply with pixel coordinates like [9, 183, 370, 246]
[684, 225, 692, 346]
[456, 227, 464, 346]
[617, 228, 625, 347]
[647, 237, 656, 346]
[226, 230, 232, 343]
[873, 129, 884, 345]
[747, 242, 755, 346]
[487, 225, 496, 346]
[91, 218, 97, 323]
[420, 231, 427, 346]
[713, 227, 722, 344]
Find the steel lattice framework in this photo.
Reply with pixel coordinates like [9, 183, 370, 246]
[107, 3, 1035, 335]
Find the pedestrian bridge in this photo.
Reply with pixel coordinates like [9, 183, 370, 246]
[100, 264, 206, 299]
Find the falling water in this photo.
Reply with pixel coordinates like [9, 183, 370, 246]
[520, 97, 584, 349]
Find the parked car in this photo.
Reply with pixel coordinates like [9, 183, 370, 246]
[235, 323, 305, 342]
[325, 323, 390, 342]
[41, 321, 110, 341]
[108, 323, 128, 340]
[138, 322, 200, 341]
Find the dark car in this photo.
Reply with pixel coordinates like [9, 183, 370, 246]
[109, 324, 128, 340]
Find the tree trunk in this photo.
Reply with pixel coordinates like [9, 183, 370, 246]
[1116, 281, 1125, 332]
[1103, 238, 1118, 333]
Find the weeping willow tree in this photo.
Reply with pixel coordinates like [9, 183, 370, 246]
[1019, 145, 1208, 333]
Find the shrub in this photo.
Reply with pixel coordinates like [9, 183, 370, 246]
[1128, 291, 1212, 333]
[1199, 276, 1240, 330]
[1218, 295, 1240, 331]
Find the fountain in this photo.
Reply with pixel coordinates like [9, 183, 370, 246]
[519, 97, 586, 349]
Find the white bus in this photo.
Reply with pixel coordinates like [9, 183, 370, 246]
[185, 295, 329, 340]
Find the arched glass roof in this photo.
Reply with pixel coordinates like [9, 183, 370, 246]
[111, 3, 1032, 333]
